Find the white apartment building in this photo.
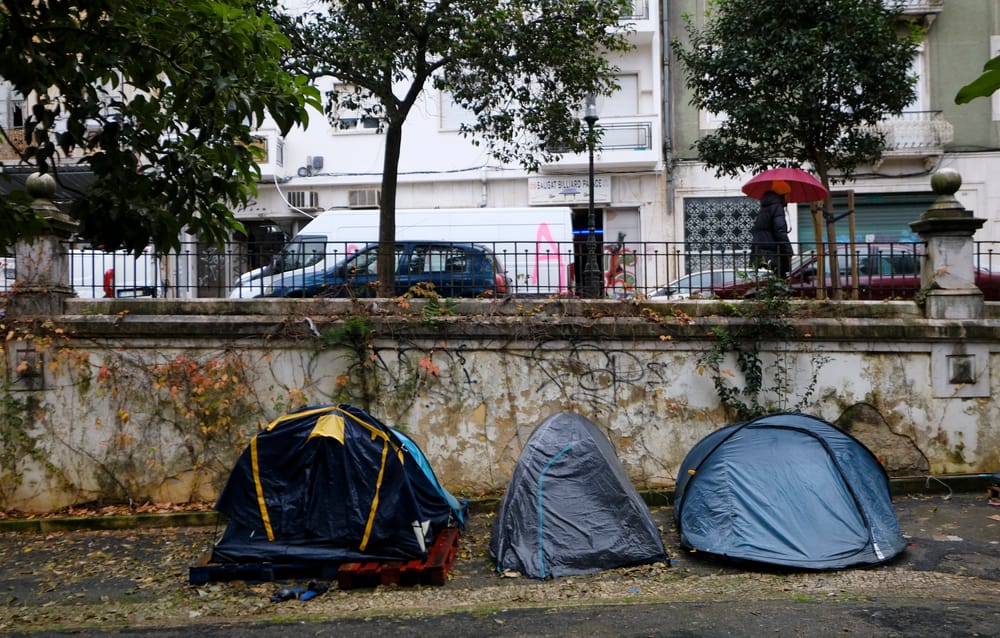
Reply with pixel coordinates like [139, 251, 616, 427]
[241, 1, 666, 288]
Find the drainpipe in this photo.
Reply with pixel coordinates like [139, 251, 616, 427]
[480, 167, 488, 208]
[660, 0, 676, 279]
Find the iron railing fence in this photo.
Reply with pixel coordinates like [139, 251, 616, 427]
[42, 240, 1000, 301]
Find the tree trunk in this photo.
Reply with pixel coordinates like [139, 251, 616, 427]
[824, 196, 842, 299]
[376, 119, 404, 297]
[814, 167, 840, 300]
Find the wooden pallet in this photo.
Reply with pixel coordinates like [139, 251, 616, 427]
[188, 554, 340, 585]
[337, 526, 461, 589]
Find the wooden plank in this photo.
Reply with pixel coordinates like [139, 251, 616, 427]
[337, 527, 461, 589]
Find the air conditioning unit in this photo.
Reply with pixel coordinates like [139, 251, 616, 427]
[348, 188, 381, 209]
[287, 190, 320, 210]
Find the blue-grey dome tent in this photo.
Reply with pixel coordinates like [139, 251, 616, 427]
[210, 404, 466, 565]
[490, 412, 667, 579]
[674, 412, 905, 570]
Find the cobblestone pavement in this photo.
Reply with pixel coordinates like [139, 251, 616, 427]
[0, 491, 998, 635]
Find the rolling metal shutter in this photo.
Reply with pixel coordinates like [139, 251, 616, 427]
[795, 191, 936, 246]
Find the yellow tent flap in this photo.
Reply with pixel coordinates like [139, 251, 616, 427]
[309, 414, 346, 444]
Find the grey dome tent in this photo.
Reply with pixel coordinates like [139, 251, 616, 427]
[210, 404, 465, 565]
[674, 412, 905, 570]
[490, 412, 667, 579]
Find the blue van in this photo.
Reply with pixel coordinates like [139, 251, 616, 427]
[263, 241, 510, 298]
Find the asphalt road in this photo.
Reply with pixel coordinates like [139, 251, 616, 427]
[2, 490, 998, 637]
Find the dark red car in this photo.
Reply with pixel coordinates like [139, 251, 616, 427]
[712, 244, 1000, 301]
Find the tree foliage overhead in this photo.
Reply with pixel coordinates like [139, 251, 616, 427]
[0, 0, 319, 253]
[274, 0, 632, 294]
[672, 0, 920, 188]
[281, 0, 632, 168]
[956, 55, 1000, 105]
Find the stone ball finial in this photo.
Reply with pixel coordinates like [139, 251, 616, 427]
[25, 171, 77, 235]
[913, 166, 979, 228]
[26, 172, 58, 200]
[930, 168, 961, 196]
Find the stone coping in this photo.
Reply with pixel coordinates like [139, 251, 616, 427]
[12, 298, 994, 343]
[0, 474, 989, 534]
[64, 297, 941, 319]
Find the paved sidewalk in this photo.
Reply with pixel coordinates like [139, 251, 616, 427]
[1, 487, 998, 635]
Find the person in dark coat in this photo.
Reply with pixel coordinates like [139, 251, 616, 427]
[749, 180, 794, 277]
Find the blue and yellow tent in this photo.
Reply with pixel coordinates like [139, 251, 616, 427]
[211, 404, 465, 564]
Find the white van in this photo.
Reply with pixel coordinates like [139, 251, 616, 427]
[0, 246, 161, 298]
[230, 207, 575, 298]
[0, 253, 15, 294]
[69, 246, 162, 298]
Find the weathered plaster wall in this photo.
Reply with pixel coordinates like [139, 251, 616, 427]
[3, 298, 999, 512]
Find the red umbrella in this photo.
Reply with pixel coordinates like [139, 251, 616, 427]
[742, 167, 828, 203]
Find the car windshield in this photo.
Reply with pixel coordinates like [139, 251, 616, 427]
[277, 236, 327, 272]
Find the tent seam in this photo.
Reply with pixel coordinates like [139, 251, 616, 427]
[536, 443, 574, 579]
[250, 436, 275, 542]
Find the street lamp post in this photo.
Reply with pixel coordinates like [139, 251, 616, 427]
[583, 94, 602, 299]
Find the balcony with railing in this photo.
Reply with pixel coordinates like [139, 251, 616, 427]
[619, 0, 655, 43]
[896, 0, 945, 17]
[621, 0, 649, 21]
[870, 110, 954, 160]
[543, 117, 659, 171]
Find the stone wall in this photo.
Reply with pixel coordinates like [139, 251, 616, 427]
[3, 297, 998, 512]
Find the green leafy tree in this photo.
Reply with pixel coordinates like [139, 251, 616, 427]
[276, 0, 632, 295]
[672, 0, 920, 294]
[0, 0, 319, 254]
[956, 55, 1000, 104]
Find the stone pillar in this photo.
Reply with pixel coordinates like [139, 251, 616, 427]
[7, 172, 79, 317]
[909, 168, 986, 320]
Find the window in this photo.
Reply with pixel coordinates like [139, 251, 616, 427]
[329, 84, 382, 132]
[410, 244, 467, 274]
[683, 197, 759, 272]
[1, 82, 26, 157]
[908, 41, 928, 112]
[597, 74, 639, 117]
[440, 91, 475, 130]
[1, 82, 25, 129]
[699, 109, 728, 130]
[346, 249, 380, 275]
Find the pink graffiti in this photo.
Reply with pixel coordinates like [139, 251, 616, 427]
[533, 222, 569, 292]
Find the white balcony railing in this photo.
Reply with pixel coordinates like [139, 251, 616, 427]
[599, 121, 653, 152]
[543, 117, 658, 170]
[873, 110, 953, 154]
[895, 0, 945, 16]
[621, 0, 649, 21]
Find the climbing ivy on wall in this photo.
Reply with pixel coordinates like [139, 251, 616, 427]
[0, 314, 278, 508]
[89, 349, 269, 501]
[697, 275, 829, 421]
